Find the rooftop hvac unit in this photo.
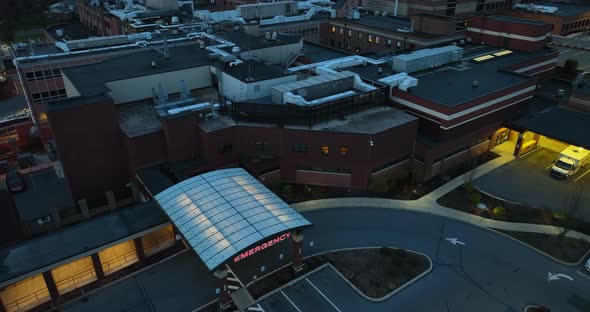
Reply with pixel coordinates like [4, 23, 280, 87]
[352, 10, 360, 20]
[381, 12, 387, 16]
[374, 10, 379, 16]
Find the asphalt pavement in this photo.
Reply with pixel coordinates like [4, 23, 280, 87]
[474, 148, 590, 221]
[62, 207, 590, 312]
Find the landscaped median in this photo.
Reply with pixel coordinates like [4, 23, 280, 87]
[438, 184, 590, 264]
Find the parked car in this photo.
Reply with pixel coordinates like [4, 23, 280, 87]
[4, 168, 25, 192]
[585, 257, 590, 273]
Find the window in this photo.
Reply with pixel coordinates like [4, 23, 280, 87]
[347, 29, 352, 37]
[357, 32, 362, 40]
[0, 127, 18, 144]
[375, 36, 380, 44]
[217, 144, 233, 153]
[367, 34, 373, 43]
[254, 85, 260, 92]
[30, 88, 67, 103]
[386, 39, 392, 48]
[255, 141, 272, 151]
[321, 145, 329, 156]
[339, 146, 349, 157]
[339, 27, 344, 35]
[331, 26, 336, 33]
[292, 143, 308, 153]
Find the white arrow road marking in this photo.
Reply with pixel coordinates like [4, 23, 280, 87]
[444, 238, 466, 246]
[548, 272, 574, 281]
[576, 271, 590, 281]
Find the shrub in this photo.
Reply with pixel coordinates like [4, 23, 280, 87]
[469, 193, 482, 205]
[464, 182, 475, 193]
[492, 206, 505, 216]
[553, 212, 567, 223]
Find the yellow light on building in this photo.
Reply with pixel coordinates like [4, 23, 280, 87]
[473, 54, 495, 62]
[493, 50, 513, 57]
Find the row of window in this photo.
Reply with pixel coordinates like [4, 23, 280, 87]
[330, 26, 397, 48]
[31, 89, 67, 103]
[563, 19, 590, 32]
[217, 142, 350, 157]
[476, 0, 511, 12]
[25, 69, 62, 82]
[293, 144, 349, 157]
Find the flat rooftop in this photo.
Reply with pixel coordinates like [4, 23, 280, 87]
[301, 41, 350, 63]
[406, 47, 550, 106]
[539, 2, 590, 17]
[487, 15, 552, 26]
[212, 60, 293, 82]
[510, 106, 590, 150]
[219, 31, 302, 51]
[61, 43, 211, 98]
[13, 168, 75, 222]
[118, 102, 162, 138]
[0, 201, 166, 286]
[198, 106, 417, 134]
[0, 95, 27, 121]
[345, 62, 396, 82]
[348, 15, 412, 33]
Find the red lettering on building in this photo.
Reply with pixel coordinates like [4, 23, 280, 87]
[233, 233, 291, 263]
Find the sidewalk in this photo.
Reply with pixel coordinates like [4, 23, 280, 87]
[292, 147, 590, 242]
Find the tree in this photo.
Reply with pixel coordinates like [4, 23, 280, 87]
[563, 58, 579, 75]
[558, 185, 584, 240]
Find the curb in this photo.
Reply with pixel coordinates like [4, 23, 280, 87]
[487, 227, 590, 267]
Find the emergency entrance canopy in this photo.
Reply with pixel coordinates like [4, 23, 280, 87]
[154, 168, 311, 271]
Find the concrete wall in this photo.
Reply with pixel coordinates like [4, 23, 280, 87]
[48, 98, 130, 201]
[105, 66, 211, 104]
[62, 72, 80, 98]
[218, 71, 297, 102]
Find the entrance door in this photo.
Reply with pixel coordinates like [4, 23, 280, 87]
[495, 129, 509, 146]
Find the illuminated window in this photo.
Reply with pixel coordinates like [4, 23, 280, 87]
[367, 34, 373, 43]
[386, 39, 392, 48]
[375, 36, 380, 44]
[39, 112, 48, 123]
[52, 257, 97, 294]
[0, 127, 19, 144]
[98, 240, 139, 276]
[347, 29, 352, 37]
[141, 225, 176, 257]
[0, 274, 50, 312]
[357, 32, 362, 40]
[339, 27, 344, 35]
[331, 26, 336, 33]
[339, 146, 349, 157]
[321, 145, 329, 156]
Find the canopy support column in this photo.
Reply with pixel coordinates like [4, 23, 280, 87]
[214, 269, 232, 311]
[291, 230, 305, 273]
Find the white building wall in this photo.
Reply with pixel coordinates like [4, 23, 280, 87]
[217, 69, 297, 102]
[62, 72, 80, 98]
[105, 66, 211, 104]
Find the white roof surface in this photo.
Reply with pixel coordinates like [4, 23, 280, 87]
[154, 168, 311, 271]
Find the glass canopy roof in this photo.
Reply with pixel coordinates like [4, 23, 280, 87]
[154, 168, 311, 271]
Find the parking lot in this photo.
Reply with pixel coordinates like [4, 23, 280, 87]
[257, 265, 371, 312]
[475, 147, 590, 221]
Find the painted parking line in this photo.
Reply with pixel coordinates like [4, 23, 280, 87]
[574, 168, 590, 182]
[305, 278, 342, 312]
[281, 291, 302, 312]
[576, 271, 590, 281]
[544, 163, 554, 170]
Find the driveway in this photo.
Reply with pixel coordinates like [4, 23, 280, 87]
[474, 148, 590, 221]
[61, 207, 590, 312]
